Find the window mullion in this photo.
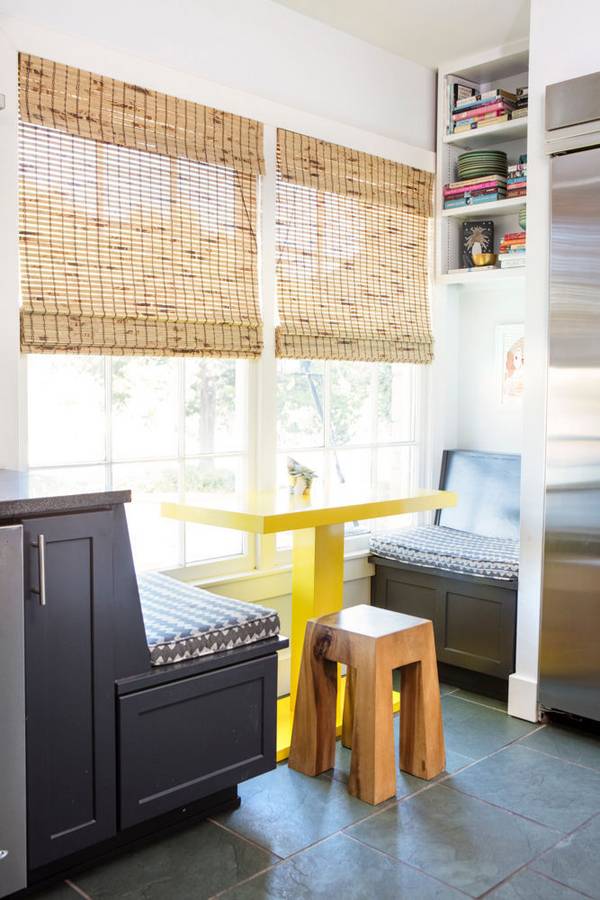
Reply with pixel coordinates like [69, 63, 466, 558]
[104, 357, 113, 489]
[177, 358, 186, 567]
[253, 124, 278, 570]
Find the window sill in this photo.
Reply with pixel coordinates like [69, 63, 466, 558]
[165, 548, 375, 602]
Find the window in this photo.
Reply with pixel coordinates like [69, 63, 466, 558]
[276, 359, 420, 550]
[27, 355, 250, 573]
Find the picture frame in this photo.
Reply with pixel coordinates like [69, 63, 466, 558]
[496, 324, 525, 406]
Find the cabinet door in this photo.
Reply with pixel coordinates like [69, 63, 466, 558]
[23, 511, 116, 870]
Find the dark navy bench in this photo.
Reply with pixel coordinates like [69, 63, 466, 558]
[370, 450, 520, 699]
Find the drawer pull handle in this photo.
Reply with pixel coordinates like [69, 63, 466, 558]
[31, 534, 46, 607]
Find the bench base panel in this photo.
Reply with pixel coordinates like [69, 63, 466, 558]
[371, 557, 517, 688]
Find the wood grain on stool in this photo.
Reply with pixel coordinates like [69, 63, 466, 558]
[289, 605, 445, 805]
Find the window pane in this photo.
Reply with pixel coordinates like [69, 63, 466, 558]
[277, 360, 325, 450]
[329, 361, 373, 446]
[111, 358, 178, 461]
[327, 448, 372, 493]
[27, 465, 106, 496]
[377, 365, 415, 443]
[183, 456, 245, 563]
[374, 445, 417, 530]
[27, 356, 106, 466]
[185, 359, 244, 454]
[112, 461, 180, 572]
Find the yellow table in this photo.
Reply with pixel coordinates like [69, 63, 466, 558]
[162, 487, 456, 760]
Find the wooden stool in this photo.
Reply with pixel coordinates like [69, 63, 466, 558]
[288, 604, 445, 805]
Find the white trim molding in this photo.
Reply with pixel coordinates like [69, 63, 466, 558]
[508, 673, 539, 723]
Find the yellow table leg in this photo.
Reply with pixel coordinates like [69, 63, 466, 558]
[290, 523, 345, 709]
[276, 521, 400, 761]
[274, 524, 345, 761]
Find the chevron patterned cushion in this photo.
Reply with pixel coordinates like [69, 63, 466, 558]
[138, 572, 281, 666]
[370, 525, 519, 581]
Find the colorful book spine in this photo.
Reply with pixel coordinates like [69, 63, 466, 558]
[454, 115, 511, 133]
[453, 101, 512, 121]
[445, 175, 506, 190]
[443, 180, 507, 197]
[454, 89, 517, 109]
[444, 192, 505, 209]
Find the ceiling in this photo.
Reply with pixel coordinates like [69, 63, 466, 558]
[271, 0, 530, 69]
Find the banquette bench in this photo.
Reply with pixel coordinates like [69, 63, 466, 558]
[14, 495, 287, 888]
[370, 450, 521, 699]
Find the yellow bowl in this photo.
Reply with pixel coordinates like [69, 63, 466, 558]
[472, 252, 498, 267]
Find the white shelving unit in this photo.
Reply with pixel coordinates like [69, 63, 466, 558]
[443, 117, 528, 148]
[435, 41, 529, 284]
[442, 196, 526, 220]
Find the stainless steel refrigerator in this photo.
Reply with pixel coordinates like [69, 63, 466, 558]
[541, 73, 600, 722]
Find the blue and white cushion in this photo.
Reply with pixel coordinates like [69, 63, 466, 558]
[370, 525, 519, 581]
[138, 572, 281, 666]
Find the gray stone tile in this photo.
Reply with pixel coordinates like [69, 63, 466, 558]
[216, 763, 374, 858]
[220, 832, 465, 899]
[447, 743, 600, 833]
[487, 867, 586, 898]
[327, 716, 473, 793]
[532, 813, 600, 898]
[521, 723, 600, 772]
[73, 820, 275, 899]
[453, 689, 508, 712]
[346, 783, 558, 898]
[442, 695, 537, 760]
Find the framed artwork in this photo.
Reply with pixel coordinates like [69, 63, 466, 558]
[496, 324, 525, 405]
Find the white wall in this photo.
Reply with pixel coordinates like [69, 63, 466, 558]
[456, 282, 525, 454]
[509, 0, 600, 721]
[0, 0, 435, 150]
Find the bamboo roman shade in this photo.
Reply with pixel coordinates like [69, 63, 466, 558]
[18, 54, 265, 357]
[276, 129, 434, 363]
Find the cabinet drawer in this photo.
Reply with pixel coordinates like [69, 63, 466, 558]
[118, 654, 277, 828]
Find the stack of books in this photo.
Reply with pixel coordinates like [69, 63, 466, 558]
[507, 157, 527, 198]
[499, 230, 526, 268]
[443, 175, 507, 209]
[451, 89, 517, 134]
[512, 86, 529, 120]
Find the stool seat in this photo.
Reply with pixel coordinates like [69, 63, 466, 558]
[289, 604, 445, 805]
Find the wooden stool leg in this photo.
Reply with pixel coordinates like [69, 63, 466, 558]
[342, 667, 355, 749]
[399, 627, 445, 780]
[348, 661, 396, 805]
[289, 622, 338, 775]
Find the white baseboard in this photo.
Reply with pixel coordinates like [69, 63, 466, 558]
[508, 673, 539, 722]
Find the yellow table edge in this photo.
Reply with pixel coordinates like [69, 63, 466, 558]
[161, 489, 457, 534]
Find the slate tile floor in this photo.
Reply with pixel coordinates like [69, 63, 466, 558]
[34, 688, 600, 899]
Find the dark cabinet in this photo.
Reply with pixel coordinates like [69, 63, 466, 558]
[118, 655, 277, 828]
[372, 561, 517, 680]
[23, 511, 116, 869]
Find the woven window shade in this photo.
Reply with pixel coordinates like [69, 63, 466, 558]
[276, 129, 434, 363]
[18, 54, 265, 357]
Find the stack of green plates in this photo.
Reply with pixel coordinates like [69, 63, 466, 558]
[457, 150, 508, 180]
[519, 207, 527, 231]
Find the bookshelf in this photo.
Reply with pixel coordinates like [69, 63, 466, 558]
[442, 196, 526, 220]
[435, 41, 529, 284]
[443, 117, 528, 148]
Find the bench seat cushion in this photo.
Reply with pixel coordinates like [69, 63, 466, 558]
[138, 572, 281, 666]
[370, 525, 519, 581]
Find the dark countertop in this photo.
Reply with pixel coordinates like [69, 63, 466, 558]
[0, 469, 131, 520]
